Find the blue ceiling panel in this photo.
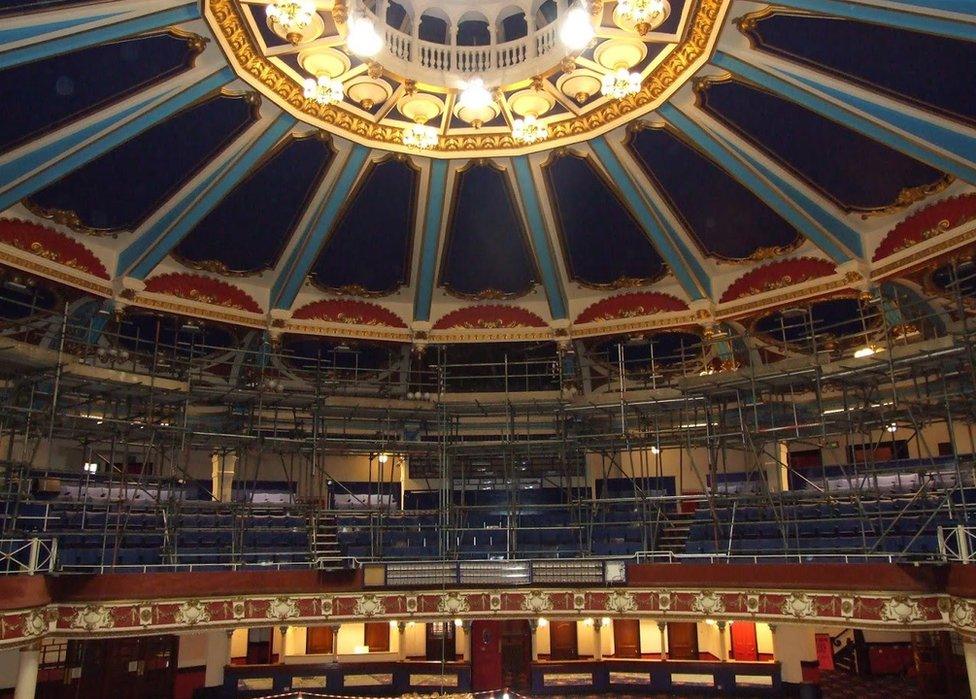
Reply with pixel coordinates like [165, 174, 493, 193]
[439, 163, 538, 297]
[543, 151, 667, 286]
[699, 79, 947, 212]
[26, 95, 254, 232]
[310, 157, 417, 294]
[0, 32, 196, 153]
[628, 126, 802, 260]
[744, 12, 976, 128]
[174, 136, 335, 274]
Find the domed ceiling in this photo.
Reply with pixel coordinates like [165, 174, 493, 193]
[0, 0, 973, 345]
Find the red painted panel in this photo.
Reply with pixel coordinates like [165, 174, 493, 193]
[730, 621, 758, 661]
[471, 620, 503, 691]
[815, 633, 835, 671]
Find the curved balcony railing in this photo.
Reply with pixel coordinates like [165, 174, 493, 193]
[371, 8, 566, 83]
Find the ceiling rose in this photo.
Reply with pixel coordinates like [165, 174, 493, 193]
[205, 0, 728, 155]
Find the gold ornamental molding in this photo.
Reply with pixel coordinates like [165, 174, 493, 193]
[205, 0, 729, 157]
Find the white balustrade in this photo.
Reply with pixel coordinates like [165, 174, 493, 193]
[362, 5, 576, 83]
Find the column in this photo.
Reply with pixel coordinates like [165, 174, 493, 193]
[13, 642, 40, 699]
[397, 622, 407, 661]
[716, 621, 728, 661]
[460, 621, 472, 662]
[772, 624, 817, 687]
[658, 622, 668, 660]
[529, 620, 539, 661]
[211, 450, 237, 502]
[963, 639, 976, 699]
[204, 629, 231, 688]
[592, 618, 604, 661]
[329, 624, 342, 664]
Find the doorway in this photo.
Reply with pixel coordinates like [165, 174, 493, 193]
[730, 621, 758, 661]
[548, 620, 579, 660]
[613, 619, 641, 658]
[667, 622, 699, 660]
[246, 627, 273, 664]
[500, 620, 532, 689]
[471, 620, 503, 691]
[426, 621, 457, 660]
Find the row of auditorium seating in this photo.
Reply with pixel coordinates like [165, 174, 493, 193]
[685, 495, 959, 558]
[4, 498, 313, 572]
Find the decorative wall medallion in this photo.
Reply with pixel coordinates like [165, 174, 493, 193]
[320, 597, 334, 616]
[573, 593, 587, 611]
[138, 606, 154, 627]
[780, 593, 817, 618]
[353, 594, 386, 618]
[521, 591, 554, 614]
[437, 593, 470, 615]
[605, 591, 638, 614]
[70, 605, 114, 631]
[232, 600, 246, 620]
[745, 594, 760, 614]
[840, 597, 855, 619]
[175, 600, 211, 626]
[658, 591, 672, 611]
[690, 592, 725, 615]
[489, 594, 502, 612]
[951, 600, 976, 630]
[405, 595, 418, 613]
[23, 611, 48, 637]
[881, 597, 925, 624]
[267, 597, 300, 621]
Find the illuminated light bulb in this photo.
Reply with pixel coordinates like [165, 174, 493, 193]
[560, 4, 595, 51]
[512, 114, 548, 144]
[346, 14, 383, 57]
[378, 452, 390, 463]
[600, 66, 642, 99]
[266, 0, 316, 43]
[303, 75, 344, 105]
[402, 123, 439, 149]
[650, 446, 660, 454]
[854, 344, 882, 359]
[886, 422, 898, 433]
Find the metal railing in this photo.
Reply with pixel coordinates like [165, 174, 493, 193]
[0, 537, 57, 574]
[938, 524, 976, 562]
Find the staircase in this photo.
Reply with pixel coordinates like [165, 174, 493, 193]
[310, 512, 342, 567]
[655, 512, 695, 557]
[832, 628, 859, 673]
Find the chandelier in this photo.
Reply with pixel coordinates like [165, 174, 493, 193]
[512, 115, 548, 144]
[601, 67, 642, 99]
[616, 0, 668, 35]
[266, 0, 316, 44]
[402, 123, 439, 149]
[303, 75, 344, 105]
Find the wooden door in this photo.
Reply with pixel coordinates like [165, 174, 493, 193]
[246, 627, 273, 664]
[471, 621, 503, 691]
[306, 627, 335, 655]
[613, 619, 641, 658]
[426, 621, 457, 660]
[730, 622, 758, 661]
[365, 622, 390, 652]
[549, 620, 579, 660]
[500, 620, 532, 690]
[667, 622, 699, 660]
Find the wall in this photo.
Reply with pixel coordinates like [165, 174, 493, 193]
[0, 649, 17, 691]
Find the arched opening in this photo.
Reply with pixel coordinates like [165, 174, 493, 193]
[419, 11, 449, 43]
